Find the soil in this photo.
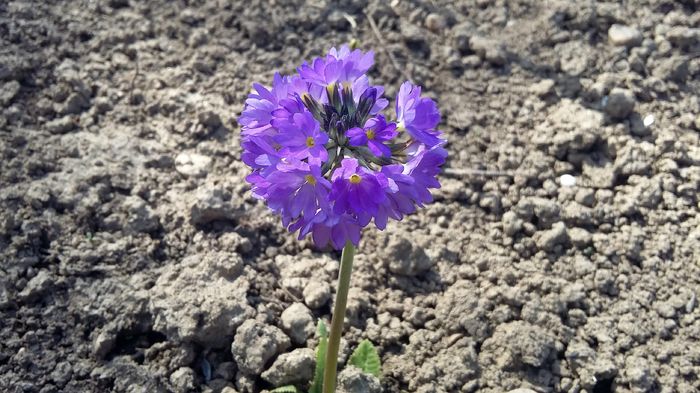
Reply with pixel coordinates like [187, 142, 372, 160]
[1, 1, 699, 393]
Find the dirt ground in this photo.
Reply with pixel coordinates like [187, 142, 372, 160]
[1, 0, 699, 392]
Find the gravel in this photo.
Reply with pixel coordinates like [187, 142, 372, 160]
[280, 302, 315, 345]
[608, 24, 643, 47]
[231, 320, 291, 375]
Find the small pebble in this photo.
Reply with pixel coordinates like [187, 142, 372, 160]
[643, 114, 655, 127]
[604, 88, 635, 119]
[175, 152, 212, 178]
[608, 24, 642, 47]
[560, 174, 577, 187]
[425, 13, 446, 33]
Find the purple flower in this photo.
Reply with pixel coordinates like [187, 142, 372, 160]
[395, 81, 443, 147]
[239, 73, 291, 136]
[404, 144, 448, 205]
[330, 158, 388, 225]
[264, 160, 331, 225]
[273, 112, 329, 164]
[347, 115, 398, 157]
[298, 45, 374, 87]
[289, 210, 362, 250]
[239, 45, 447, 250]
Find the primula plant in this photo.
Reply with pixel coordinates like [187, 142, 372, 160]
[239, 44, 446, 392]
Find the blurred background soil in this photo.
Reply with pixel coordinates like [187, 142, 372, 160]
[1, 0, 699, 392]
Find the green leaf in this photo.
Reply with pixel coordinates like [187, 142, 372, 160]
[309, 320, 329, 393]
[271, 386, 301, 393]
[348, 340, 381, 378]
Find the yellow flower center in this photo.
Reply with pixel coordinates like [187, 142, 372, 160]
[366, 129, 376, 140]
[305, 174, 317, 185]
[349, 174, 362, 184]
[306, 136, 315, 147]
[396, 121, 406, 132]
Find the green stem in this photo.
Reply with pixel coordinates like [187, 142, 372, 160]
[322, 241, 356, 393]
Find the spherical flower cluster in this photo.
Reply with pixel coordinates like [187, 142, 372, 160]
[240, 45, 447, 249]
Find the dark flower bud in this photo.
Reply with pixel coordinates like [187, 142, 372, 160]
[301, 93, 323, 123]
[356, 87, 377, 122]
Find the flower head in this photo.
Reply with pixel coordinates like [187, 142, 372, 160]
[239, 45, 447, 249]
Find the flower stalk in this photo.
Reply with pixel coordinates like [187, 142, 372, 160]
[322, 241, 356, 393]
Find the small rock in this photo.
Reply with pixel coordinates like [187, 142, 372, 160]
[469, 36, 507, 65]
[479, 193, 501, 214]
[93, 330, 116, 359]
[574, 188, 595, 207]
[19, 270, 53, 302]
[46, 116, 77, 134]
[175, 152, 212, 178]
[655, 302, 676, 319]
[198, 110, 222, 129]
[507, 389, 538, 393]
[604, 88, 635, 119]
[50, 361, 73, 388]
[400, 21, 428, 51]
[123, 195, 160, 233]
[569, 227, 592, 248]
[625, 357, 654, 393]
[608, 24, 642, 47]
[502, 211, 524, 236]
[378, 233, 433, 275]
[545, 100, 604, 155]
[0, 80, 20, 105]
[481, 321, 556, 369]
[530, 79, 556, 97]
[425, 13, 446, 33]
[261, 348, 314, 386]
[231, 320, 291, 375]
[686, 293, 697, 313]
[170, 367, 196, 393]
[337, 366, 382, 393]
[179, 8, 203, 26]
[303, 281, 331, 309]
[653, 56, 689, 83]
[642, 114, 655, 127]
[150, 252, 253, 348]
[452, 22, 473, 53]
[190, 187, 243, 225]
[280, 302, 315, 345]
[93, 97, 113, 114]
[59, 92, 90, 115]
[560, 174, 577, 187]
[534, 222, 570, 252]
